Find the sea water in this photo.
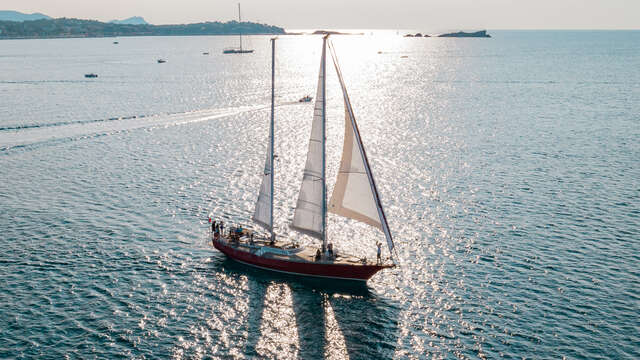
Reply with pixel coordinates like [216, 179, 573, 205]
[1, 31, 638, 359]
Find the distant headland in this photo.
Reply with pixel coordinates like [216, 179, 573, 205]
[439, 30, 491, 38]
[404, 30, 491, 38]
[0, 11, 285, 39]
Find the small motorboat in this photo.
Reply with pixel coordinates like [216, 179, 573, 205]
[202, 52, 210, 55]
[113, 41, 119, 44]
[157, 59, 167, 63]
[298, 95, 313, 102]
[84, 73, 98, 78]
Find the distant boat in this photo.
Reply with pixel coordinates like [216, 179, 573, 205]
[298, 95, 313, 102]
[84, 73, 98, 78]
[211, 36, 397, 282]
[202, 52, 210, 55]
[222, 4, 254, 54]
[157, 59, 166, 63]
[113, 41, 119, 44]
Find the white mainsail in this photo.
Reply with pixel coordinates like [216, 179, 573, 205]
[328, 42, 396, 256]
[252, 38, 276, 232]
[291, 40, 326, 241]
[252, 139, 272, 231]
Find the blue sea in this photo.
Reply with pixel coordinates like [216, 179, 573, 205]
[1, 31, 638, 359]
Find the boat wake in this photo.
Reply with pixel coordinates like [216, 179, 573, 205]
[0, 105, 266, 154]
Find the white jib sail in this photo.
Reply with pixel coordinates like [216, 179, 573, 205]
[252, 138, 272, 231]
[291, 52, 325, 240]
[328, 42, 395, 256]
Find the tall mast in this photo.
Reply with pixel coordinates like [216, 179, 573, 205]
[238, 3, 242, 51]
[250, 38, 275, 233]
[269, 37, 276, 241]
[321, 35, 327, 253]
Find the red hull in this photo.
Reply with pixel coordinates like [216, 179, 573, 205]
[213, 239, 391, 281]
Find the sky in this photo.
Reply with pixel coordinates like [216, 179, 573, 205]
[3, 0, 640, 30]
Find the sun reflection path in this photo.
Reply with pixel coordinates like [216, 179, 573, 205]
[256, 283, 299, 359]
[323, 295, 349, 360]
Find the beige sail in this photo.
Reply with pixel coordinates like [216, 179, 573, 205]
[328, 103, 382, 230]
[328, 41, 395, 256]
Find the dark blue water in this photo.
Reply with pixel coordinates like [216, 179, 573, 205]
[1, 31, 639, 359]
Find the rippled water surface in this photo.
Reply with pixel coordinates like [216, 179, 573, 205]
[1, 31, 639, 359]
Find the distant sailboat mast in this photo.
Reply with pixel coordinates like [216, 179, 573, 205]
[223, 3, 253, 54]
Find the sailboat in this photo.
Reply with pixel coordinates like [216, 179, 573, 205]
[212, 36, 396, 282]
[222, 3, 254, 54]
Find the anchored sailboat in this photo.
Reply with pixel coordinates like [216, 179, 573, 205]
[212, 36, 395, 282]
[222, 3, 254, 54]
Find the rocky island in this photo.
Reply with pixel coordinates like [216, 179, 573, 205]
[438, 30, 491, 38]
[404, 33, 430, 37]
[311, 30, 364, 35]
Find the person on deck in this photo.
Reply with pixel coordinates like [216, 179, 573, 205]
[220, 222, 224, 235]
[315, 249, 322, 261]
[377, 242, 382, 264]
[211, 220, 217, 233]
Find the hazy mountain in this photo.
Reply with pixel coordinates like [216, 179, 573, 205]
[0, 10, 51, 22]
[109, 16, 148, 25]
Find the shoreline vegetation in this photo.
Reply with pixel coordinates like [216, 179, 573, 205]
[0, 17, 285, 39]
[0, 16, 492, 40]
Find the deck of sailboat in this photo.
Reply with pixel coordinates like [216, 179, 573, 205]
[215, 234, 391, 268]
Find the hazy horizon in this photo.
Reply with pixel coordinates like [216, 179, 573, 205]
[3, 0, 640, 30]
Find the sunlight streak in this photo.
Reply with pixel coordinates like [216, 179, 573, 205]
[256, 283, 299, 359]
[324, 296, 349, 360]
